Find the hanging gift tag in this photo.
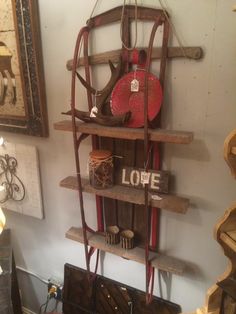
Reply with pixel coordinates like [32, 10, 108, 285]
[131, 78, 139, 92]
[141, 171, 151, 184]
[90, 106, 98, 117]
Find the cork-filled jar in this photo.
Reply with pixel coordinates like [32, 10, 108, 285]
[89, 150, 113, 189]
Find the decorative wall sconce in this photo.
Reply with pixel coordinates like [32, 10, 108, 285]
[0, 154, 25, 203]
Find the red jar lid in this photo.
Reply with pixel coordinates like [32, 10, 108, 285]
[89, 150, 112, 160]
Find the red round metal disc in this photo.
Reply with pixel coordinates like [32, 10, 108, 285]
[110, 71, 163, 128]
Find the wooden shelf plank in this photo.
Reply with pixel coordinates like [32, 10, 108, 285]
[60, 176, 189, 214]
[220, 232, 236, 253]
[66, 227, 186, 275]
[66, 46, 203, 70]
[54, 120, 193, 144]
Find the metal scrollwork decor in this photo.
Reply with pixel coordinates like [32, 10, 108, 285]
[0, 154, 25, 203]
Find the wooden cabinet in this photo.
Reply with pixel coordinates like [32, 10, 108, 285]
[63, 263, 182, 314]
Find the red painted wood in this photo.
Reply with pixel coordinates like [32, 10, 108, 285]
[111, 71, 163, 128]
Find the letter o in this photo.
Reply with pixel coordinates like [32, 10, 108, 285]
[130, 170, 140, 186]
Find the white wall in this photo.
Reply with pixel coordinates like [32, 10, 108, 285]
[4, 0, 236, 312]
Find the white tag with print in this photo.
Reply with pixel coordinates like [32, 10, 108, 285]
[131, 79, 139, 92]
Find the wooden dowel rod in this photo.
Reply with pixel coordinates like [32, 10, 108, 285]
[66, 46, 203, 70]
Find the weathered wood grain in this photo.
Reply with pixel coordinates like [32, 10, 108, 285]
[54, 120, 194, 144]
[66, 46, 204, 70]
[60, 176, 189, 214]
[66, 227, 187, 275]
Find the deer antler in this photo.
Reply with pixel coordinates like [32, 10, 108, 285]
[64, 56, 131, 127]
[75, 57, 123, 114]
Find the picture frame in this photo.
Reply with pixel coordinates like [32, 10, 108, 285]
[0, 0, 48, 136]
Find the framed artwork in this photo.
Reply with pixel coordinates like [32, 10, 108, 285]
[0, 0, 48, 136]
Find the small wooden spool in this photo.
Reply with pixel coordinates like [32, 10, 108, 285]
[105, 225, 120, 245]
[120, 230, 134, 249]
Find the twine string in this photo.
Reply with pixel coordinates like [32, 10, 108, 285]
[89, 156, 113, 187]
[89, 0, 99, 20]
[120, 0, 138, 51]
[158, 0, 187, 58]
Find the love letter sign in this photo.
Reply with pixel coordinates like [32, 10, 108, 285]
[117, 167, 169, 193]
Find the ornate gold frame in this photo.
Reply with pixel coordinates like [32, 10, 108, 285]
[0, 0, 48, 136]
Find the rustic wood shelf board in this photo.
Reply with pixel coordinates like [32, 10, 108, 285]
[54, 120, 193, 144]
[60, 176, 189, 214]
[66, 46, 204, 70]
[66, 227, 186, 275]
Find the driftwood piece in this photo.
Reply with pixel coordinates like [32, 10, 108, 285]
[62, 109, 131, 127]
[67, 46, 204, 70]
